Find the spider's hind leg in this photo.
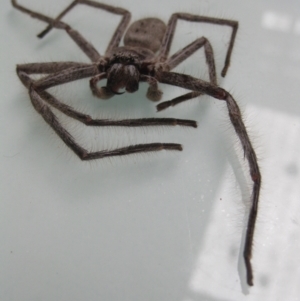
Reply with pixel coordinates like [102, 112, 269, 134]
[27, 0, 131, 56]
[11, 0, 101, 62]
[158, 13, 238, 77]
[155, 12, 239, 111]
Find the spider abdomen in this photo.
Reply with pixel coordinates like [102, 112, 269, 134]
[124, 18, 166, 53]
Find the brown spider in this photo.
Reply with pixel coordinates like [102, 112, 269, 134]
[11, 0, 261, 286]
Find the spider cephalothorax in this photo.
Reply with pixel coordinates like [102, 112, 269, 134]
[12, 0, 261, 286]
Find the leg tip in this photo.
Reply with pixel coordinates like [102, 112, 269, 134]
[156, 101, 171, 112]
[164, 143, 183, 151]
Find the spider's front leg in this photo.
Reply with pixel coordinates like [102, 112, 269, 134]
[16, 63, 197, 160]
[157, 71, 261, 286]
[156, 37, 217, 111]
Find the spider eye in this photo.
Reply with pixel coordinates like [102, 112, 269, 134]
[109, 52, 139, 66]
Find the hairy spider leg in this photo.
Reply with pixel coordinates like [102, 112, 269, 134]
[158, 71, 261, 286]
[34, 0, 131, 56]
[15, 63, 197, 160]
[155, 13, 237, 110]
[158, 13, 238, 77]
[12, 0, 101, 61]
[21, 63, 195, 127]
[157, 37, 217, 111]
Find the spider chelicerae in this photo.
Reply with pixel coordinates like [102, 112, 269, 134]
[11, 0, 261, 286]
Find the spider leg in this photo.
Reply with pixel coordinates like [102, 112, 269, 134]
[38, 89, 197, 128]
[157, 37, 217, 111]
[33, 65, 99, 90]
[28, 86, 183, 160]
[157, 13, 238, 77]
[16, 64, 197, 129]
[17, 62, 93, 75]
[11, 0, 101, 62]
[157, 71, 261, 286]
[35, 0, 131, 56]
[16, 65, 198, 160]
[167, 37, 216, 79]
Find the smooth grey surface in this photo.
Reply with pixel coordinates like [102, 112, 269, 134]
[1, 0, 300, 300]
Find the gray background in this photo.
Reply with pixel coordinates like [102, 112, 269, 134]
[1, 0, 300, 300]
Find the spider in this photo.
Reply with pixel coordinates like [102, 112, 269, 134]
[11, 0, 261, 286]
